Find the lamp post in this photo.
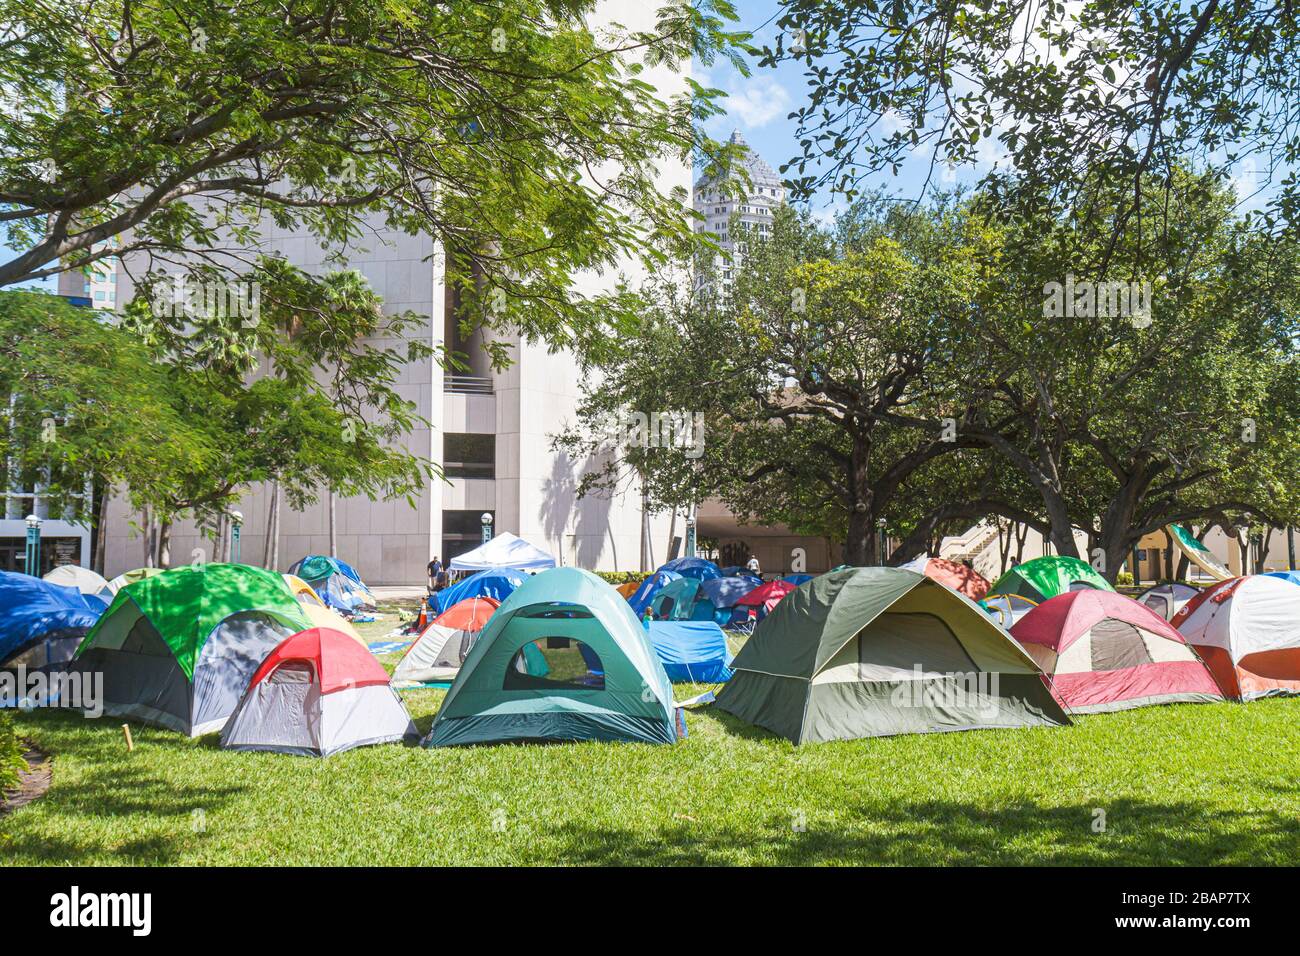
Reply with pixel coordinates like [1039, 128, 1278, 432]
[480, 512, 493, 544]
[876, 517, 887, 566]
[24, 514, 41, 576]
[685, 504, 697, 558]
[229, 510, 243, 564]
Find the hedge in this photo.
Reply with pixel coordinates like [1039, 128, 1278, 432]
[592, 571, 652, 586]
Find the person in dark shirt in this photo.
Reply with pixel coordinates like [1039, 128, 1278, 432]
[427, 556, 442, 592]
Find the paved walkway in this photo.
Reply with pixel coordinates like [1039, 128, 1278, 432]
[369, 585, 429, 602]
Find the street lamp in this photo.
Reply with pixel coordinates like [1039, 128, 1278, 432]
[685, 504, 697, 558]
[480, 512, 494, 544]
[229, 510, 243, 564]
[24, 514, 41, 576]
[876, 517, 887, 567]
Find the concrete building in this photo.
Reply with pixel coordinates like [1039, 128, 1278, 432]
[57, 255, 117, 310]
[99, 2, 686, 585]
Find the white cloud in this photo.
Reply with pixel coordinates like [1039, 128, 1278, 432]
[719, 75, 791, 130]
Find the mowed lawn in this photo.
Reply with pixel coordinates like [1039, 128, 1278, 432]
[3, 606, 1298, 865]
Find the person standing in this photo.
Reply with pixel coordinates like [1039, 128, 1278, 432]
[746, 554, 761, 575]
[427, 555, 443, 593]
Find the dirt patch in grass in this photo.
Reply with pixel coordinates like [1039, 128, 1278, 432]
[2, 741, 51, 815]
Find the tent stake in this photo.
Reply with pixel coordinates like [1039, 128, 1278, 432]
[121, 724, 134, 752]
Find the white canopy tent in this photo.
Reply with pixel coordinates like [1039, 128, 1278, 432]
[448, 531, 557, 572]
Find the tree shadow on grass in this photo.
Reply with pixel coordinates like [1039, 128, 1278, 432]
[532, 797, 1300, 866]
[2, 710, 249, 864]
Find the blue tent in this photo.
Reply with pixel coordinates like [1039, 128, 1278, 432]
[628, 569, 681, 617]
[783, 573, 814, 585]
[658, 557, 722, 582]
[287, 555, 377, 614]
[698, 576, 760, 609]
[0, 571, 104, 668]
[1264, 570, 1300, 586]
[647, 621, 734, 682]
[433, 568, 526, 614]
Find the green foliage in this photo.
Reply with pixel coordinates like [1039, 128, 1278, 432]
[0, 0, 746, 352]
[0, 712, 26, 793]
[765, 0, 1300, 232]
[0, 290, 210, 520]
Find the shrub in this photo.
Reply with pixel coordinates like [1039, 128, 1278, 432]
[0, 713, 26, 793]
[592, 571, 651, 585]
[1115, 572, 1134, 587]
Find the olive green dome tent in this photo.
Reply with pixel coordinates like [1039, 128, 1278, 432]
[988, 556, 1113, 604]
[714, 567, 1070, 744]
[424, 567, 681, 747]
[72, 564, 312, 736]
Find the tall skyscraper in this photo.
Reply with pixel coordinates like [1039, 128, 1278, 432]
[693, 130, 786, 288]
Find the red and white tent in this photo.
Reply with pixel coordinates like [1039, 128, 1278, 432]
[1011, 590, 1222, 713]
[221, 627, 417, 756]
[899, 556, 990, 601]
[734, 580, 796, 619]
[391, 596, 499, 687]
[1173, 574, 1300, 701]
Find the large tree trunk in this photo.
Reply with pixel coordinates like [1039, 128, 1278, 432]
[845, 507, 875, 566]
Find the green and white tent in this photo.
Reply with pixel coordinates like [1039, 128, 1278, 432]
[424, 567, 681, 747]
[714, 567, 1070, 744]
[988, 556, 1113, 604]
[72, 564, 311, 736]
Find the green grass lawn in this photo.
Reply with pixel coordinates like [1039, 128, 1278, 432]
[3, 603, 1297, 866]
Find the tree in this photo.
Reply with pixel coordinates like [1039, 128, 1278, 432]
[558, 199, 996, 565]
[914, 172, 1300, 578]
[0, 290, 211, 523]
[0, 0, 747, 345]
[764, 0, 1300, 245]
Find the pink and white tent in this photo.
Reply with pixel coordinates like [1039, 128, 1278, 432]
[1011, 590, 1222, 713]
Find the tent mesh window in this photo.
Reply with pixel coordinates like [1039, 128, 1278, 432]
[1089, 619, 1154, 671]
[504, 640, 605, 691]
[268, 661, 314, 684]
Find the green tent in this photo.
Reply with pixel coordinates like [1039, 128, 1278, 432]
[424, 567, 681, 746]
[73, 564, 311, 735]
[988, 556, 1114, 603]
[714, 567, 1070, 744]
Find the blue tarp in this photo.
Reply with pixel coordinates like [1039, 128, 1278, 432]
[783, 573, 813, 585]
[1265, 570, 1300, 586]
[0, 570, 104, 666]
[658, 557, 722, 581]
[647, 621, 734, 683]
[432, 568, 526, 614]
[698, 576, 760, 609]
[628, 569, 681, 617]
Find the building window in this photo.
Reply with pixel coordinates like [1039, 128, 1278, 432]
[443, 433, 495, 479]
